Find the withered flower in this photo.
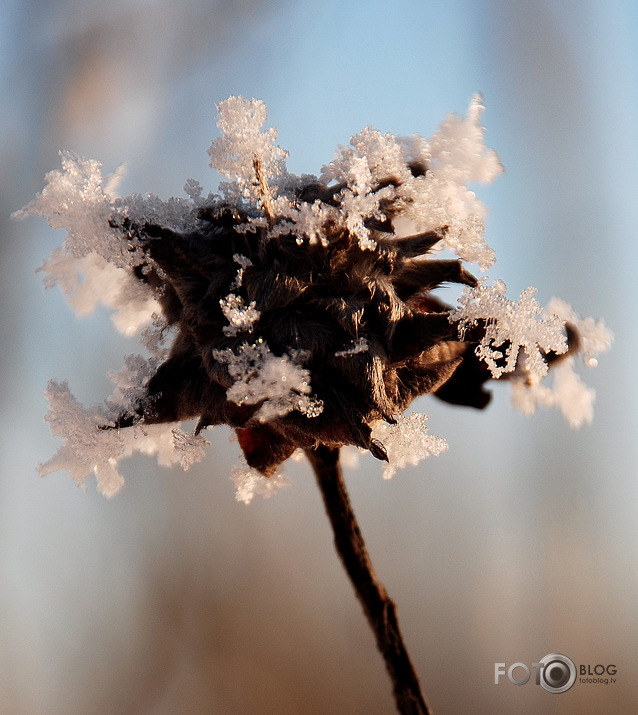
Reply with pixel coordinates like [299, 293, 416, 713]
[110, 178, 490, 476]
[15, 95, 609, 499]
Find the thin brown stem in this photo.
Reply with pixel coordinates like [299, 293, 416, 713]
[305, 444, 430, 715]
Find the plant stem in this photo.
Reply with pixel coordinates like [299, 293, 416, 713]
[305, 444, 430, 715]
[252, 156, 275, 227]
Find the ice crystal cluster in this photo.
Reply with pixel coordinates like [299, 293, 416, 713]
[16, 96, 611, 501]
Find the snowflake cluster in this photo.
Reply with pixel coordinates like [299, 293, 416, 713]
[39, 380, 209, 498]
[451, 283, 611, 424]
[208, 96, 288, 207]
[371, 414, 449, 480]
[452, 280, 567, 381]
[230, 459, 291, 505]
[16, 96, 611, 502]
[219, 293, 261, 336]
[212, 340, 323, 423]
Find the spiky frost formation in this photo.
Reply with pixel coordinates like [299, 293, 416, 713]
[16, 96, 611, 498]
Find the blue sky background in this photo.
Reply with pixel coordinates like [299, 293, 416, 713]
[2, 1, 637, 712]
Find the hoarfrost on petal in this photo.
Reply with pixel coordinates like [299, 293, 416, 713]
[545, 297, 613, 363]
[270, 197, 337, 246]
[510, 378, 555, 418]
[230, 460, 291, 504]
[428, 95, 503, 185]
[14, 151, 137, 268]
[119, 423, 208, 472]
[320, 126, 411, 188]
[451, 280, 567, 382]
[371, 413, 448, 480]
[510, 358, 595, 428]
[335, 337, 369, 357]
[38, 251, 156, 335]
[183, 178, 203, 202]
[229, 254, 253, 289]
[213, 340, 323, 422]
[38, 380, 126, 497]
[399, 96, 502, 270]
[140, 317, 171, 361]
[220, 293, 260, 336]
[39, 365, 210, 496]
[107, 353, 159, 412]
[208, 96, 288, 206]
[508, 298, 609, 427]
[172, 428, 210, 470]
[551, 359, 596, 427]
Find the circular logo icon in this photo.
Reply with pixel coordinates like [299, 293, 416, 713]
[538, 653, 577, 694]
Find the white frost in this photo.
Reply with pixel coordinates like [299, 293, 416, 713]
[546, 297, 613, 363]
[400, 96, 502, 269]
[38, 381, 127, 498]
[39, 250, 156, 335]
[230, 460, 291, 504]
[316, 97, 500, 265]
[452, 280, 567, 382]
[335, 337, 369, 357]
[321, 126, 412, 188]
[213, 340, 323, 422]
[510, 358, 595, 428]
[39, 372, 209, 497]
[371, 414, 448, 480]
[509, 298, 612, 426]
[208, 96, 288, 206]
[14, 151, 133, 267]
[219, 293, 260, 336]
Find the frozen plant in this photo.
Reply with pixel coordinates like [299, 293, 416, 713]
[16, 96, 610, 499]
[16, 96, 610, 714]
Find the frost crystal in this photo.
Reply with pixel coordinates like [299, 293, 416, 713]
[39, 367, 210, 497]
[208, 96, 288, 206]
[371, 414, 448, 480]
[510, 359, 596, 428]
[171, 428, 210, 470]
[213, 341, 323, 422]
[322, 126, 411, 188]
[400, 96, 502, 269]
[230, 460, 291, 504]
[508, 298, 612, 426]
[546, 297, 613, 365]
[38, 381, 127, 498]
[335, 337, 369, 357]
[452, 280, 567, 382]
[230, 253, 252, 289]
[39, 250, 157, 335]
[38, 350, 206, 498]
[220, 293, 260, 336]
[14, 151, 134, 268]
[317, 97, 501, 264]
[107, 353, 158, 411]
[320, 132, 402, 250]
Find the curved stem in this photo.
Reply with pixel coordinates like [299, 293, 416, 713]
[305, 444, 430, 715]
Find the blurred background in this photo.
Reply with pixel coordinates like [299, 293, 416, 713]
[1, 0, 636, 712]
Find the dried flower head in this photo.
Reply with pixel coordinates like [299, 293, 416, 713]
[15, 96, 611, 499]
